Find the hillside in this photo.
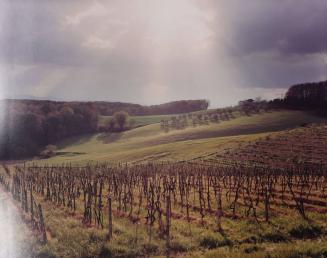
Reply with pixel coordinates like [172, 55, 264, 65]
[200, 124, 327, 168]
[33, 110, 327, 165]
[98, 114, 174, 128]
[0, 99, 208, 160]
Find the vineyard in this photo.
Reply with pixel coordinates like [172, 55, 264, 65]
[201, 125, 327, 168]
[1, 161, 327, 257]
[159, 103, 268, 132]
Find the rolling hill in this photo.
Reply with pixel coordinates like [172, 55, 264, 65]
[33, 110, 327, 165]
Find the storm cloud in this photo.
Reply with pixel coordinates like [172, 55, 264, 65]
[0, 0, 326, 107]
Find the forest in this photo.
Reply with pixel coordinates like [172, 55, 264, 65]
[0, 99, 208, 160]
[284, 80, 327, 109]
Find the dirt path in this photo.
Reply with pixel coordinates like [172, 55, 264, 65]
[0, 187, 33, 258]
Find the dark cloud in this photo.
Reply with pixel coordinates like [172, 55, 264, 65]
[215, 0, 327, 56]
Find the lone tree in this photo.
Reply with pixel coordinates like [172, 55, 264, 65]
[113, 111, 129, 131]
[107, 118, 116, 131]
[40, 144, 57, 158]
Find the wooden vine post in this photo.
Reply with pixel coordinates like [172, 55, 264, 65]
[38, 204, 47, 244]
[108, 196, 113, 241]
[166, 192, 171, 258]
[30, 189, 34, 224]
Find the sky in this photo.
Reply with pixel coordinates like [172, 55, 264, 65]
[0, 0, 326, 107]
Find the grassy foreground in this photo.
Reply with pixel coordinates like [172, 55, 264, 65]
[34, 200, 327, 258]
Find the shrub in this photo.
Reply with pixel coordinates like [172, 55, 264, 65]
[271, 244, 327, 258]
[169, 240, 189, 253]
[88, 231, 103, 243]
[289, 223, 322, 239]
[243, 245, 262, 254]
[113, 111, 129, 131]
[241, 235, 258, 244]
[35, 247, 57, 258]
[199, 235, 232, 249]
[142, 243, 159, 255]
[99, 245, 112, 258]
[39, 145, 57, 158]
[260, 231, 288, 243]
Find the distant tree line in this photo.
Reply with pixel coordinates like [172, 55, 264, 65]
[239, 80, 327, 114]
[95, 99, 209, 115]
[284, 80, 327, 109]
[0, 100, 98, 160]
[0, 99, 208, 160]
[264, 80, 327, 112]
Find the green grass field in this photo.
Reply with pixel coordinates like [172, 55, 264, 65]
[34, 110, 327, 165]
[97, 108, 223, 128]
[98, 114, 174, 128]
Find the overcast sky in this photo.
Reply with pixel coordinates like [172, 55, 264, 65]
[0, 0, 326, 107]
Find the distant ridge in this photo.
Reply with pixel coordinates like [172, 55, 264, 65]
[2, 98, 209, 116]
